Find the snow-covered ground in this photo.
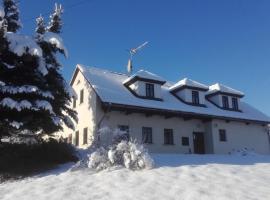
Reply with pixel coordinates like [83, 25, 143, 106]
[1, 154, 270, 200]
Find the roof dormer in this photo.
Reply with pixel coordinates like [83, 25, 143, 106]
[206, 83, 244, 111]
[123, 70, 166, 101]
[169, 78, 208, 107]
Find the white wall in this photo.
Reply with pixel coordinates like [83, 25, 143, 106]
[99, 111, 205, 154]
[130, 80, 162, 99]
[176, 89, 205, 105]
[61, 70, 98, 148]
[211, 119, 269, 154]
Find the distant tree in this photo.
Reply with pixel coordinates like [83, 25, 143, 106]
[3, 0, 21, 32]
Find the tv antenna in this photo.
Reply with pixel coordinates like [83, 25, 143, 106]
[127, 41, 149, 74]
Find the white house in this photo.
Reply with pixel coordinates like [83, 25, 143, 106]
[62, 64, 270, 154]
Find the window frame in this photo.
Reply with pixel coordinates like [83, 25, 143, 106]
[73, 97, 76, 108]
[83, 127, 88, 145]
[145, 83, 155, 98]
[192, 90, 200, 105]
[75, 131, 79, 146]
[181, 136, 190, 146]
[232, 97, 238, 110]
[164, 128, 174, 145]
[219, 129, 227, 142]
[117, 125, 130, 141]
[142, 127, 153, 144]
[68, 133, 72, 144]
[80, 89, 84, 104]
[222, 96, 229, 109]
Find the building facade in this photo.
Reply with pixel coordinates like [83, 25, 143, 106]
[62, 64, 270, 154]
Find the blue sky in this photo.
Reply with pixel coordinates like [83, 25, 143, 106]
[18, 0, 270, 115]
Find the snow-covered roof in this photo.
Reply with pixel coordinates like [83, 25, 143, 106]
[207, 83, 244, 97]
[76, 65, 270, 123]
[123, 69, 166, 85]
[169, 78, 208, 91]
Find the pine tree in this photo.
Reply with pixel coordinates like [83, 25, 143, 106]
[35, 4, 77, 133]
[0, 1, 63, 140]
[3, 0, 21, 32]
[47, 3, 63, 34]
[35, 15, 45, 37]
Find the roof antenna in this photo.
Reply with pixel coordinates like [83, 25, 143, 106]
[127, 41, 148, 75]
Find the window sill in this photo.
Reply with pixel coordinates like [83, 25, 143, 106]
[163, 143, 175, 145]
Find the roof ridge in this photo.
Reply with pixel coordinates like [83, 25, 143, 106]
[77, 64, 128, 77]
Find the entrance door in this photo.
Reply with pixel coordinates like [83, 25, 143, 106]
[193, 132, 205, 154]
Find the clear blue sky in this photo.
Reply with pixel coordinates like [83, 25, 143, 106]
[18, 0, 270, 116]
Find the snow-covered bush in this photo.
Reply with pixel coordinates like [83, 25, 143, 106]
[74, 127, 154, 171]
[229, 148, 257, 156]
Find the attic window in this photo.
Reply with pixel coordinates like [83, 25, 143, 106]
[232, 97, 238, 110]
[222, 96, 229, 109]
[145, 83, 154, 98]
[192, 91, 200, 105]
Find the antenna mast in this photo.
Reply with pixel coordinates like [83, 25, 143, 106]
[127, 41, 148, 75]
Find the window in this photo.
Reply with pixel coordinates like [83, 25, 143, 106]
[142, 127, 153, 144]
[80, 89, 84, 104]
[232, 97, 238, 110]
[117, 125, 130, 141]
[192, 90, 200, 105]
[75, 131, 79, 146]
[222, 96, 229, 109]
[219, 129, 227, 142]
[145, 83, 154, 98]
[83, 128, 88, 145]
[164, 129, 174, 145]
[68, 133, 72, 144]
[73, 97, 76, 108]
[182, 137, 189, 146]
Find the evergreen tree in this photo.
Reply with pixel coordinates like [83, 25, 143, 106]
[47, 3, 63, 34]
[35, 15, 45, 37]
[3, 0, 21, 32]
[35, 4, 77, 133]
[0, 1, 66, 141]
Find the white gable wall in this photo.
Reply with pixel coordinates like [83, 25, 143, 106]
[62, 70, 99, 148]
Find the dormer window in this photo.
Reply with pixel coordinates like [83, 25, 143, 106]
[206, 83, 244, 112]
[232, 97, 238, 110]
[169, 78, 208, 107]
[123, 70, 165, 101]
[222, 96, 229, 109]
[146, 83, 154, 98]
[192, 90, 200, 105]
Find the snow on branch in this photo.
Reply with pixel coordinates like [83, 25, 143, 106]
[43, 32, 68, 57]
[6, 32, 43, 57]
[0, 97, 32, 111]
[1, 85, 54, 99]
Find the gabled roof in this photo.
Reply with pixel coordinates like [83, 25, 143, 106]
[123, 69, 166, 85]
[74, 64, 270, 124]
[169, 78, 208, 92]
[207, 83, 244, 97]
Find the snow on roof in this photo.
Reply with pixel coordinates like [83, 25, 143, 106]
[169, 78, 208, 91]
[76, 65, 270, 123]
[123, 69, 166, 84]
[207, 83, 244, 97]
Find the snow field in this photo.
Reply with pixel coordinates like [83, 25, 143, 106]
[1, 154, 270, 200]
